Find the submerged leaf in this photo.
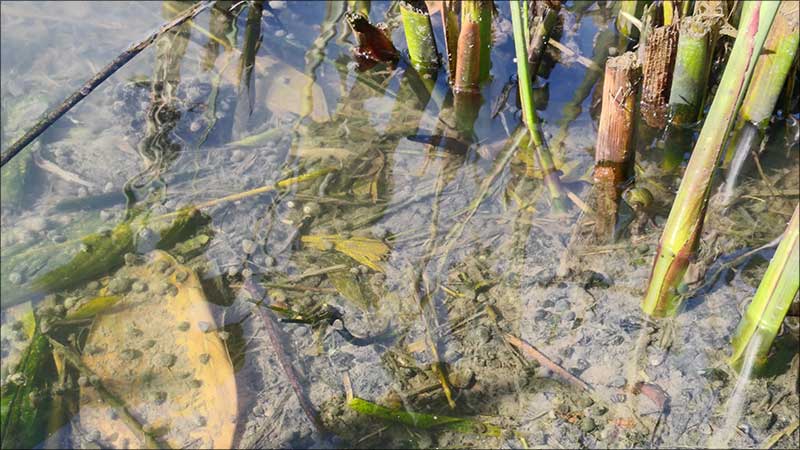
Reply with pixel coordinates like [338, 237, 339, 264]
[0, 327, 55, 449]
[327, 270, 374, 309]
[347, 397, 502, 436]
[301, 235, 390, 272]
[65, 296, 120, 320]
[79, 251, 236, 449]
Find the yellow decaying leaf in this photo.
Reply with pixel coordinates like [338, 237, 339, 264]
[301, 235, 390, 272]
[79, 251, 236, 449]
[291, 146, 354, 162]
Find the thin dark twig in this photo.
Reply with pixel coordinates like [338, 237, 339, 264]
[244, 280, 328, 435]
[0, 1, 216, 167]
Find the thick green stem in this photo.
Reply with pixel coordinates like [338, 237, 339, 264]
[661, 14, 718, 171]
[738, 2, 799, 130]
[510, 0, 566, 213]
[400, 1, 440, 76]
[668, 14, 717, 126]
[642, 2, 781, 317]
[722, 2, 799, 200]
[729, 206, 799, 371]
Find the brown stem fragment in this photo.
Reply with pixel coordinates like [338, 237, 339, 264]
[641, 23, 679, 128]
[503, 333, 592, 392]
[593, 52, 642, 242]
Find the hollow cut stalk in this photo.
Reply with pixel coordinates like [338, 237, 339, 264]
[399, 1, 440, 77]
[729, 206, 799, 371]
[454, 1, 492, 92]
[668, 14, 717, 126]
[642, 2, 781, 318]
[593, 52, 641, 242]
[463, 0, 492, 85]
[453, 1, 492, 137]
[640, 23, 679, 129]
[660, 14, 718, 170]
[738, 2, 799, 130]
[510, 0, 567, 213]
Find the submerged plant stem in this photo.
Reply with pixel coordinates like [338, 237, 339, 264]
[510, 0, 567, 212]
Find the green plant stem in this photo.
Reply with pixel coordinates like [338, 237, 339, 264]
[642, 2, 781, 317]
[738, 2, 799, 130]
[347, 397, 503, 436]
[510, 0, 567, 213]
[661, 16, 715, 172]
[668, 14, 717, 126]
[729, 206, 799, 371]
[400, 1, 440, 76]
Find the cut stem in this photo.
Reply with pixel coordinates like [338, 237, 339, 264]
[593, 52, 642, 242]
[399, 1, 440, 75]
[640, 23, 679, 129]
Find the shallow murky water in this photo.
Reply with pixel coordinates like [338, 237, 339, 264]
[1, 1, 798, 449]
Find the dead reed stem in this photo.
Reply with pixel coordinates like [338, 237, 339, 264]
[593, 52, 641, 242]
[641, 24, 679, 129]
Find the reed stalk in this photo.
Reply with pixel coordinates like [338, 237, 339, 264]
[454, 1, 489, 92]
[593, 52, 641, 242]
[510, 0, 567, 213]
[399, 0, 439, 88]
[729, 206, 799, 371]
[660, 14, 718, 170]
[642, 2, 781, 318]
[452, 1, 491, 137]
[455, 0, 492, 91]
[668, 15, 718, 126]
[738, 2, 800, 130]
[722, 2, 799, 204]
[640, 23, 679, 129]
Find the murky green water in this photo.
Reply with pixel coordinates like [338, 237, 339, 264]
[1, 1, 798, 449]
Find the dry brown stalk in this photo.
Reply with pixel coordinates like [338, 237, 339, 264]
[641, 23, 679, 128]
[593, 52, 642, 242]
